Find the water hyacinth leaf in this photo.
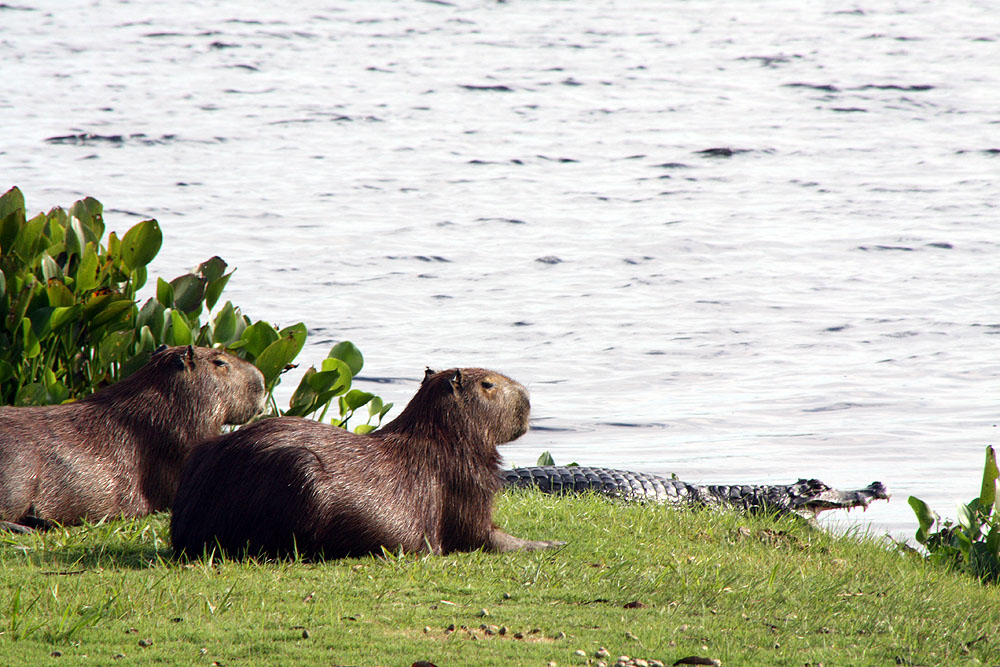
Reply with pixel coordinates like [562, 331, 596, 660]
[197, 256, 227, 283]
[13, 213, 47, 263]
[120, 218, 162, 270]
[0, 360, 12, 384]
[254, 329, 307, 387]
[0, 186, 26, 251]
[75, 243, 100, 293]
[368, 395, 383, 418]
[99, 330, 133, 368]
[354, 424, 376, 435]
[15, 382, 48, 407]
[69, 196, 104, 242]
[45, 280, 74, 308]
[908, 495, 936, 545]
[204, 271, 232, 312]
[319, 357, 353, 393]
[328, 341, 364, 376]
[138, 325, 156, 353]
[536, 451, 556, 467]
[287, 367, 320, 416]
[21, 318, 40, 358]
[0, 268, 5, 300]
[377, 402, 393, 419]
[307, 366, 348, 394]
[48, 305, 80, 333]
[980, 446, 998, 510]
[136, 298, 165, 341]
[238, 321, 280, 358]
[88, 298, 134, 330]
[957, 502, 976, 535]
[168, 309, 192, 346]
[344, 389, 374, 412]
[156, 277, 174, 307]
[132, 265, 148, 291]
[212, 301, 238, 344]
[170, 273, 207, 314]
[40, 252, 61, 282]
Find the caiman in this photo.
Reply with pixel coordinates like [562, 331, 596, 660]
[502, 466, 889, 518]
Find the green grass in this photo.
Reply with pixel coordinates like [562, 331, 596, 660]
[2, 491, 999, 666]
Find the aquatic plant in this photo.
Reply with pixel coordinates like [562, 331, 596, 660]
[0, 186, 390, 431]
[908, 445, 1000, 583]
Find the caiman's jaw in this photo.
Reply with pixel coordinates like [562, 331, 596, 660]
[790, 480, 891, 517]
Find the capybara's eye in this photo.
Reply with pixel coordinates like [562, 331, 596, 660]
[481, 380, 494, 389]
[212, 359, 229, 368]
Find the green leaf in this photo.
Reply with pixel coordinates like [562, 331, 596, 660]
[318, 357, 353, 395]
[286, 367, 320, 417]
[136, 298, 165, 342]
[343, 389, 375, 412]
[204, 271, 232, 312]
[156, 277, 174, 307]
[212, 301, 238, 344]
[536, 451, 556, 467]
[120, 219, 162, 270]
[0, 268, 5, 300]
[21, 317, 40, 359]
[15, 382, 48, 406]
[13, 212, 47, 263]
[99, 330, 133, 368]
[368, 396, 384, 418]
[0, 360, 13, 384]
[908, 496, 937, 545]
[354, 424, 376, 435]
[957, 503, 978, 538]
[238, 321, 280, 359]
[0, 186, 26, 252]
[980, 446, 999, 511]
[88, 298, 134, 330]
[69, 196, 105, 242]
[254, 328, 307, 387]
[167, 309, 192, 346]
[170, 273, 207, 314]
[39, 252, 61, 282]
[328, 341, 364, 376]
[48, 305, 80, 333]
[75, 243, 101, 293]
[197, 256, 228, 283]
[45, 280, 74, 308]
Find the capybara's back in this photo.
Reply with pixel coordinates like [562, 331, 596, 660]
[171, 367, 563, 560]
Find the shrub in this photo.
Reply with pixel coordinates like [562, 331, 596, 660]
[0, 186, 390, 432]
[909, 445, 1000, 583]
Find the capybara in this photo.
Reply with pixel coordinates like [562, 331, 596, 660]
[171, 367, 563, 560]
[0, 345, 266, 531]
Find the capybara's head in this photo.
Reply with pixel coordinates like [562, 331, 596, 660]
[386, 367, 530, 446]
[147, 345, 266, 425]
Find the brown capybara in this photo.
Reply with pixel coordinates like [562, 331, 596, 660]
[0, 345, 266, 532]
[170, 367, 564, 560]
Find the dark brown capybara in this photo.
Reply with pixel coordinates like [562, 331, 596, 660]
[0, 345, 266, 532]
[170, 367, 564, 560]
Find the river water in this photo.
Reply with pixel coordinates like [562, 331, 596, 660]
[2, 0, 998, 540]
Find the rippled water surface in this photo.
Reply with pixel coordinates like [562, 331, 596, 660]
[2, 0, 998, 538]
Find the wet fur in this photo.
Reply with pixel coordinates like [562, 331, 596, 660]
[0, 346, 265, 530]
[171, 367, 562, 560]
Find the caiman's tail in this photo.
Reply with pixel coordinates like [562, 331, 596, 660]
[502, 466, 889, 517]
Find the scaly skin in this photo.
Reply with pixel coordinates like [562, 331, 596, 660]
[502, 466, 889, 517]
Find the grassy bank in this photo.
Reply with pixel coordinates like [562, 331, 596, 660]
[1, 490, 998, 666]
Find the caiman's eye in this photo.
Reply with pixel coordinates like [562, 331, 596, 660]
[481, 380, 494, 389]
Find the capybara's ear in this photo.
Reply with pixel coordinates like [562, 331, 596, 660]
[449, 369, 463, 391]
[171, 346, 195, 371]
[423, 367, 436, 385]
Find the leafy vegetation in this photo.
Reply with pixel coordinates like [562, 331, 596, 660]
[0, 186, 390, 431]
[1, 492, 999, 665]
[908, 445, 1000, 583]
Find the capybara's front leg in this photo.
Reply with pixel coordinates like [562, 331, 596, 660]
[488, 529, 565, 552]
